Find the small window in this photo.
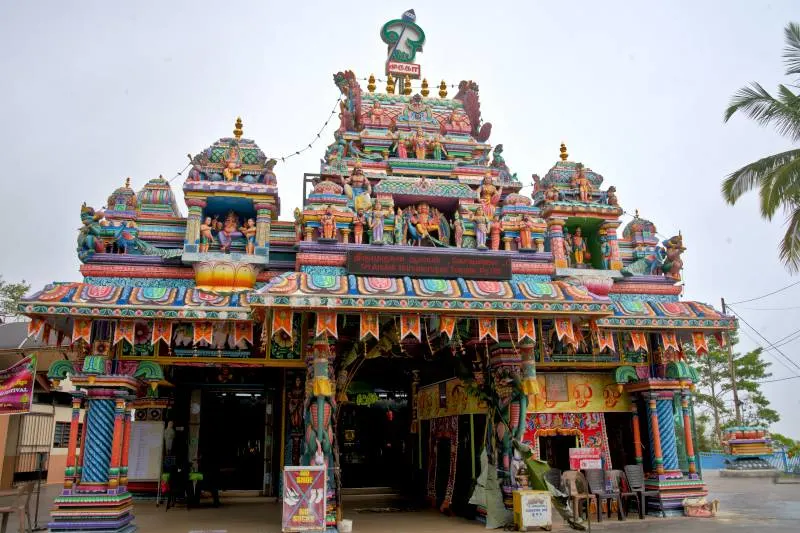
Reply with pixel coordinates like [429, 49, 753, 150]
[53, 422, 82, 448]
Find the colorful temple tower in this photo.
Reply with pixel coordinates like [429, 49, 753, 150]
[20, 10, 734, 531]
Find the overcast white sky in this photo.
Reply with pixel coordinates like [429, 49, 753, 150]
[2, 1, 799, 437]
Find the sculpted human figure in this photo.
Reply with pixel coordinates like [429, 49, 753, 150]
[353, 209, 365, 245]
[199, 216, 214, 253]
[369, 204, 384, 244]
[393, 207, 406, 245]
[222, 147, 242, 181]
[452, 211, 465, 248]
[432, 135, 448, 160]
[518, 215, 533, 250]
[241, 218, 257, 255]
[543, 184, 559, 203]
[477, 173, 503, 213]
[489, 216, 502, 251]
[217, 211, 242, 253]
[391, 132, 408, 158]
[571, 163, 592, 203]
[572, 227, 588, 266]
[474, 205, 488, 249]
[320, 206, 337, 240]
[606, 185, 618, 206]
[411, 127, 429, 159]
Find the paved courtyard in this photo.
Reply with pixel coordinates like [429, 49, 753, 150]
[6, 473, 799, 532]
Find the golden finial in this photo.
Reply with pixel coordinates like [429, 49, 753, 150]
[367, 74, 376, 93]
[439, 80, 448, 98]
[403, 75, 412, 96]
[559, 142, 568, 161]
[125, 177, 131, 188]
[233, 117, 243, 139]
[386, 74, 395, 94]
[421, 78, 429, 97]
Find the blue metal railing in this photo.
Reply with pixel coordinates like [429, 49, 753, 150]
[698, 450, 800, 473]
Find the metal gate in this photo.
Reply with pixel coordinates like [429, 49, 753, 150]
[13, 410, 54, 483]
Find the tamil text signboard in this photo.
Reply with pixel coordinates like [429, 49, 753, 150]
[0, 354, 36, 415]
[569, 447, 602, 470]
[386, 60, 421, 79]
[282, 466, 326, 532]
[346, 249, 512, 280]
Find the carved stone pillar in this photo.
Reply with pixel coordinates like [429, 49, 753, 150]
[184, 198, 207, 254]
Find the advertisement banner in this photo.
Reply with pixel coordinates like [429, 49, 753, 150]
[0, 354, 36, 415]
[569, 447, 602, 470]
[282, 466, 326, 532]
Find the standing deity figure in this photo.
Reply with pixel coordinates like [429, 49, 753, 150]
[392, 132, 408, 158]
[199, 216, 215, 253]
[223, 147, 242, 181]
[563, 229, 573, 267]
[571, 163, 592, 203]
[432, 135, 448, 160]
[477, 173, 503, 214]
[452, 211, 465, 248]
[445, 109, 471, 133]
[393, 207, 406, 245]
[353, 209, 365, 245]
[163, 421, 176, 456]
[474, 205, 489, 249]
[287, 375, 305, 465]
[293, 207, 303, 242]
[411, 128, 429, 159]
[369, 204, 384, 244]
[320, 206, 337, 240]
[489, 216, 502, 251]
[241, 218, 257, 255]
[217, 211, 243, 253]
[518, 215, 533, 250]
[601, 237, 612, 269]
[543, 184, 559, 203]
[572, 227, 588, 266]
[363, 100, 391, 127]
[606, 185, 618, 206]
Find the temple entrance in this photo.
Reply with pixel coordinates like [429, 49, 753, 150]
[604, 412, 636, 469]
[538, 435, 577, 471]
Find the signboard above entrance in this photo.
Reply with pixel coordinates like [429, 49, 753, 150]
[346, 249, 512, 280]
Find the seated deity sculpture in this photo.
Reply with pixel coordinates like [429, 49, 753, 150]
[216, 211, 243, 252]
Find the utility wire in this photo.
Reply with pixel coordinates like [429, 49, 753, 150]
[728, 280, 800, 305]
[726, 304, 800, 374]
[737, 327, 800, 376]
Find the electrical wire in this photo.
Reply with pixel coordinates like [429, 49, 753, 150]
[737, 327, 800, 376]
[726, 304, 800, 374]
[728, 280, 800, 305]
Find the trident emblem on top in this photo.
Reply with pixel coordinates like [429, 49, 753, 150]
[381, 9, 426, 63]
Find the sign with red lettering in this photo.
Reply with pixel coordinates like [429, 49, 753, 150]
[386, 60, 421, 79]
[0, 354, 35, 415]
[569, 447, 602, 470]
[282, 466, 326, 532]
[346, 250, 512, 280]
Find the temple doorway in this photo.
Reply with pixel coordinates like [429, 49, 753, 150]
[604, 412, 636, 469]
[538, 435, 577, 471]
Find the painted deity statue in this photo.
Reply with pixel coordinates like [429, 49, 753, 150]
[571, 227, 588, 266]
[543, 184, 559, 203]
[199, 216, 215, 253]
[660, 234, 686, 280]
[518, 215, 533, 250]
[571, 163, 592, 203]
[353, 209, 365, 245]
[563, 229, 573, 267]
[344, 160, 372, 198]
[492, 368, 528, 500]
[473, 205, 489, 249]
[223, 147, 242, 181]
[263, 159, 278, 185]
[393, 207, 406, 245]
[77, 203, 137, 260]
[445, 109, 471, 133]
[408, 203, 441, 245]
[391, 132, 408, 158]
[411, 128, 429, 160]
[432, 135, 448, 160]
[489, 216, 502, 251]
[241, 218, 257, 254]
[320, 206, 337, 240]
[293, 207, 303, 242]
[217, 211, 243, 253]
[369, 204, 385, 244]
[362, 100, 392, 128]
[477, 174, 503, 214]
[606, 185, 618, 206]
[451, 211, 465, 248]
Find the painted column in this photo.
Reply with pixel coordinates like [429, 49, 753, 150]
[647, 393, 664, 475]
[108, 396, 127, 489]
[631, 400, 643, 465]
[548, 219, 568, 268]
[410, 369, 420, 435]
[254, 202, 272, 258]
[120, 404, 132, 488]
[184, 198, 207, 254]
[681, 391, 697, 475]
[601, 221, 623, 270]
[656, 394, 680, 472]
[81, 397, 115, 484]
[64, 393, 84, 489]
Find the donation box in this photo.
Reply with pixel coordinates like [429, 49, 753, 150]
[513, 490, 552, 531]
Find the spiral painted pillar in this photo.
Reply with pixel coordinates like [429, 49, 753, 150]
[681, 392, 697, 475]
[631, 402, 643, 464]
[656, 396, 680, 471]
[647, 394, 664, 475]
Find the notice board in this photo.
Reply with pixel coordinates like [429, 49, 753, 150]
[282, 466, 326, 532]
[127, 420, 164, 481]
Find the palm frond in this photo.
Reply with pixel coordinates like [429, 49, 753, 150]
[779, 202, 800, 272]
[721, 149, 800, 204]
[784, 22, 800, 77]
[758, 153, 800, 219]
[724, 83, 800, 141]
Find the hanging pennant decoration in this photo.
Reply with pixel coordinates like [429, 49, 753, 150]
[439, 316, 456, 339]
[516, 318, 536, 342]
[114, 320, 135, 346]
[714, 332, 727, 347]
[359, 313, 380, 340]
[596, 329, 616, 353]
[661, 331, 679, 352]
[193, 322, 214, 345]
[629, 331, 649, 353]
[692, 332, 709, 356]
[27, 317, 45, 338]
[151, 321, 173, 345]
[72, 319, 91, 344]
[272, 310, 293, 339]
[554, 318, 574, 342]
[234, 322, 253, 346]
[478, 318, 498, 342]
[400, 314, 421, 341]
[315, 312, 338, 338]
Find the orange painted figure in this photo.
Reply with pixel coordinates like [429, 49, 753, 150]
[411, 128, 429, 159]
[489, 216, 502, 250]
[518, 215, 533, 249]
[320, 206, 337, 240]
[571, 163, 592, 203]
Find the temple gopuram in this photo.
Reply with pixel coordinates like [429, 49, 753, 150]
[20, 10, 734, 532]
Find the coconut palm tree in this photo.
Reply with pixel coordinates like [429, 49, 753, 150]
[723, 23, 800, 271]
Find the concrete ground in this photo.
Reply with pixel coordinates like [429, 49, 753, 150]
[4, 472, 799, 532]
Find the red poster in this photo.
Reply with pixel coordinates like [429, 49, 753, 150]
[568, 447, 602, 470]
[0, 354, 36, 415]
[282, 466, 326, 532]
